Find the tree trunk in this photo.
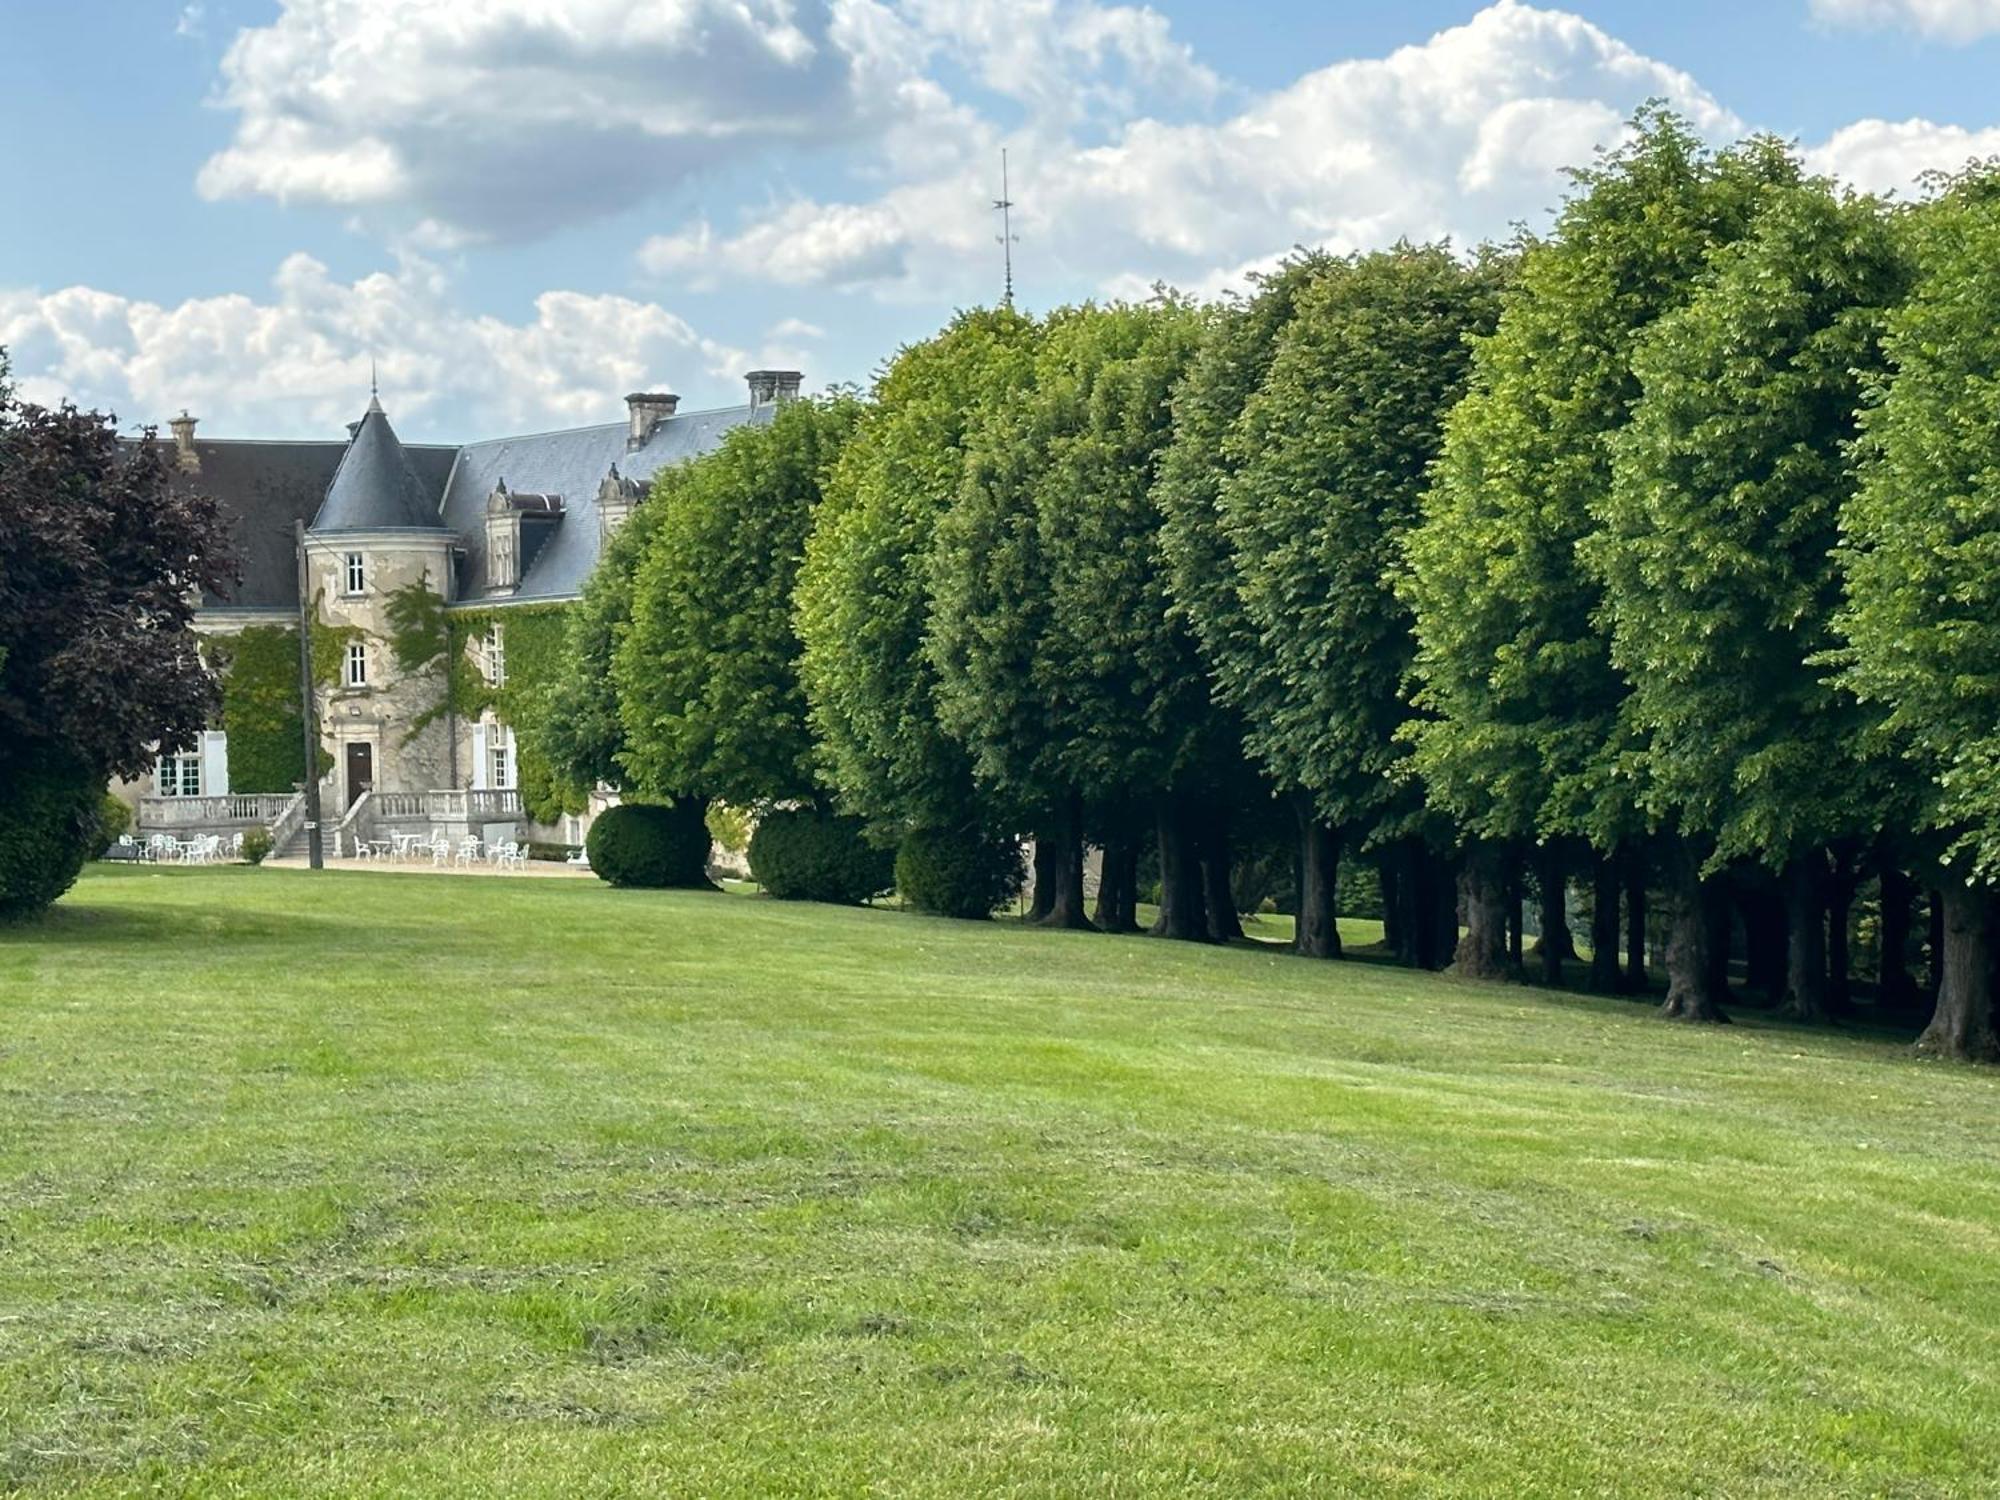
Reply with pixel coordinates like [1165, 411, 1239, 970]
[1198, 807, 1244, 943]
[1877, 865, 1921, 1014]
[1294, 804, 1341, 959]
[1093, 834, 1140, 933]
[1916, 881, 1999, 1063]
[1740, 881, 1786, 1003]
[1927, 891, 1946, 998]
[1706, 869, 1736, 1000]
[1827, 867, 1858, 1016]
[1778, 852, 1830, 1024]
[1507, 870, 1525, 970]
[1454, 842, 1513, 981]
[1035, 794, 1095, 931]
[1380, 856, 1402, 957]
[1027, 837, 1058, 923]
[1660, 839, 1730, 1023]
[1397, 844, 1456, 971]
[1624, 861, 1648, 992]
[666, 795, 720, 889]
[1390, 843, 1421, 966]
[1588, 853, 1621, 992]
[1531, 846, 1576, 981]
[1151, 795, 1209, 942]
[1430, 848, 1461, 971]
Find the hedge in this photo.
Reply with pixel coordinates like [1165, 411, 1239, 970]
[585, 802, 713, 888]
[748, 809, 893, 904]
[895, 826, 1024, 919]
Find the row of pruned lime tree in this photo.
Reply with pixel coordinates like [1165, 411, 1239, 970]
[546, 110, 2000, 1061]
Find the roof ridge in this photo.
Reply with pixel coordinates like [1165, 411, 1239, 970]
[455, 402, 756, 450]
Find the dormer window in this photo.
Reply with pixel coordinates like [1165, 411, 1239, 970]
[345, 553, 366, 595]
[345, 642, 368, 688]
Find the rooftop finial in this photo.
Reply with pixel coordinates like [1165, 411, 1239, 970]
[367, 357, 383, 414]
[993, 148, 1018, 308]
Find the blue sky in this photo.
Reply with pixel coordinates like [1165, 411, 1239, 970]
[4, 0, 1998, 441]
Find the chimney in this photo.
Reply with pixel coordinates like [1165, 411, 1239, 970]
[625, 391, 679, 451]
[168, 411, 200, 473]
[745, 370, 802, 411]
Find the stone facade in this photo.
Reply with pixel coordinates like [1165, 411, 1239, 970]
[127, 373, 799, 852]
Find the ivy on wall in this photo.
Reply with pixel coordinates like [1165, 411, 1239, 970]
[381, 579, 584, 824]
[307, 592, 367, 690]
[206, 626, 329, 791]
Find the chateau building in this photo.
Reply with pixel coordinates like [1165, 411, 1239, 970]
[127, 372, 801, 853]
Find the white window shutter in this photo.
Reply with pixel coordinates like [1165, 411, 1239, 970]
[201, 730, 230, 796]
[472, 724, 488, 790]
[501, 726, 517, 789]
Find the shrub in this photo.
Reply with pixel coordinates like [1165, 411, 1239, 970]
[92, 793, 133, 857]
[748, 808, 893, 904]
[895, 827, 1025, 920]
[0, 747, 101, 921]
[240, 827, 274, 865]
[585, 802, 712, 888]
[526, 841, 582, 863]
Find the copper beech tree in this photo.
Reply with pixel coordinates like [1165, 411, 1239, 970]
[0, 363, 235, 917]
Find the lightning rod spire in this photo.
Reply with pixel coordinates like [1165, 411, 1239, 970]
[992, 149, 1018, 308]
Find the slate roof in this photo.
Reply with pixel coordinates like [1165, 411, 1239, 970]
[438, 401, 770, 601]
[311, 399, 454, 532]
[167, 394, 762, 613]
[164, 435, 462, 610]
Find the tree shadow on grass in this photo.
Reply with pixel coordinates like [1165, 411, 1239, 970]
[0, 898, 342, 949]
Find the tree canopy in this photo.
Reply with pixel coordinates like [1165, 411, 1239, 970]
[1594, 168, 1907, 870]
[615, 395, 860, 806]
[1404, 116, 1794, 850]
[796, 307, 1038, 837]
[1219, 244, 1503, 840]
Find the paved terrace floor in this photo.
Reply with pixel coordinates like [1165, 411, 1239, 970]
[261, 855, 597, 878]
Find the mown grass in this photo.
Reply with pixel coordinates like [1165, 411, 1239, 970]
[1, 865, 1996, 1497]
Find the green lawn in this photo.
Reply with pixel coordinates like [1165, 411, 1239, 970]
[2, 868, 1996, 1497]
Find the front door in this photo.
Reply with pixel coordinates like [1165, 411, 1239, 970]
[345, 742, 374, 810]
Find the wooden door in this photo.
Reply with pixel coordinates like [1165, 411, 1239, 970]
[345, 742, 373, 810]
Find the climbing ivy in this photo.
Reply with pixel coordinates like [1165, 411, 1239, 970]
[211, 626, 311, 791]
[307, 591, 366, 690]
[379, 579, 584, 823]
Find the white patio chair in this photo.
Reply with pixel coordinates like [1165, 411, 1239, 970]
[455, 837, 481, 867]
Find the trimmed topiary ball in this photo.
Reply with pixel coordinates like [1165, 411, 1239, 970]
[585, 801, 713, 889]
[748, 808, 893, 904]
[0, 747, 101, 922]
[895, 826, 1025, 920]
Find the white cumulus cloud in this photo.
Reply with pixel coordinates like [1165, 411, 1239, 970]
[1810, 0, 2000, 42]
[637, 1, 1742, 302]
[195, 0, 1220, 245]
[0, 254, 750, 440]
[1806, 117, 2000, 193]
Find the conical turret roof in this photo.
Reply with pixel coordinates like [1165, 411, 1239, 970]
[310, 396, 448, 532]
